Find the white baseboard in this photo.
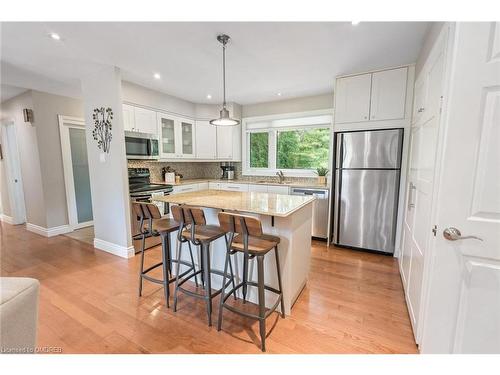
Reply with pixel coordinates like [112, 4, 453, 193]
[0, 214, 14, 224]
[93, 238, 135, 258]
[26, 223, 71, 237]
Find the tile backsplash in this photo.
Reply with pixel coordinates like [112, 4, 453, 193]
[127, 160, 321, 185]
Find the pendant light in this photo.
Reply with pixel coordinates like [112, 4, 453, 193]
[210, 34, 240, 126]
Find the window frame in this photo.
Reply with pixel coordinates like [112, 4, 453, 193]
[242, 110, 334, 177]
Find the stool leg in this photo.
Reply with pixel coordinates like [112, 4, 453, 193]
[187, 242, 199, 288]
[274, 245, 285, 318]
[228, 253, 237, 300]
[173, 239, 183, 312]
[166, 233, 172, 275]
[242, 252, 249, 303]
[161, 234, 170, 308]
[217, 248, 231, 331]
[257, 255, 266, 352]
[198, 245, 204, 288]
[202, 242, 212, 326]
[138, 234, 146, 297]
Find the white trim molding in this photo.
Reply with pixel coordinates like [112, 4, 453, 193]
[26, 223, 71, 237]
[93, 238, 135, 259]
[0, 214, 14, 224]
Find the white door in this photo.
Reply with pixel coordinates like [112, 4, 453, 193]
[0, 121, 26, 224]
[334, 73, 372, 123]
[195, 120, 217, 159]
[421, 22, 500, 354]
[216, 126, 233, 159]
[59, 116, 93, 230]
[370, 67, 408, 121]
[400, 28, 448, 339]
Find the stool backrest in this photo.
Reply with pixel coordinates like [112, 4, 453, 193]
[132, 202, 162, 220]
[132, 202, 162, 235]
[218, 212, 263, 237]
[171, 205, 206, 226]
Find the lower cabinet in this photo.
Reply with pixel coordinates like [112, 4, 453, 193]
[171, 184, 199, 194]
[173, 182, 291, 195]
[268, 185, 290, 195]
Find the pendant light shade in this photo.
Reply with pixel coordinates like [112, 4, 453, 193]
[210, 34, 240, 126]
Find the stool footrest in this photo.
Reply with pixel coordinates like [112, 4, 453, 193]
[221, 281, 283, 319]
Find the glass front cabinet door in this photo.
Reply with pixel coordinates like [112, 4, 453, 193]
[179, 118, 195, 158]
[159, 115, 177, 158]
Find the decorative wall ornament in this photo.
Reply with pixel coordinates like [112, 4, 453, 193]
[92, 107, 113, 153]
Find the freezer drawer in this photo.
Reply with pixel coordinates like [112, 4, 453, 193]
[335, 169, 399, 253]
[336, 129, 403, 169]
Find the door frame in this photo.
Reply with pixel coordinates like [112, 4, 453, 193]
[0, 119, 26, 224]
[58, 115, 93, 231]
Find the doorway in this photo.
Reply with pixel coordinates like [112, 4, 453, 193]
[58, 115, 93, 231]
[0, 120, 26, 225]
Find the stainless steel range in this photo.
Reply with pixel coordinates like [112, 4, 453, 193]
[129, 168, 173, 253]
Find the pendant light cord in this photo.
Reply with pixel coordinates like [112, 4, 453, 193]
[222, 40, 226, 108]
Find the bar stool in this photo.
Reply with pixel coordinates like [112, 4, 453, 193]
[217, 212, 285, 352]
[132, 202, 198, 308]
[171, 205, 236, 326]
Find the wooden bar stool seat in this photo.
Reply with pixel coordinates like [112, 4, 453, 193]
[217, 212, 285, 352]
[171, 205, 236, 326]
[132, 202, 198, 308]
[230, 233, 280, 255]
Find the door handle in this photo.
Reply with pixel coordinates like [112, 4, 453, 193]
[443, 227, 483, 241]
[408, 182, 416, 209]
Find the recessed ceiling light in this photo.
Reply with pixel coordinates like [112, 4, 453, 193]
[49, 32, 61, 40]
[351, 21, 360, 26]
[277, 92, 282, 96]
[206, 94, 212, 99]
[153, 73, 161, 80]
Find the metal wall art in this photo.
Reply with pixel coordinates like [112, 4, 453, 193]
[92, 107, 113, 153]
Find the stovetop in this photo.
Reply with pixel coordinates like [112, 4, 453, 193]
[129, 183, 173, 194]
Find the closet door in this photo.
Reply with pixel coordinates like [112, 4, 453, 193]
[370, 67, 408, 121]
[335, 73, 372, 123]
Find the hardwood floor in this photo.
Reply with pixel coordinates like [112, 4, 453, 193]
[0, 222, 417, 353]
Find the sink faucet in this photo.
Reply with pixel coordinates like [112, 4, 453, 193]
[276, 170, 285, 184]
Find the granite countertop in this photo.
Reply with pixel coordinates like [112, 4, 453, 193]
[167, 178, 330, 189]
[153, 189, 315, 217]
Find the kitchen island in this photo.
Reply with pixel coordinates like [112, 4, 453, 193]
[154, 190, 315, 315]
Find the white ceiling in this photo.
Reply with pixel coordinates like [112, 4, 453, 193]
[0, 22, 430, 105]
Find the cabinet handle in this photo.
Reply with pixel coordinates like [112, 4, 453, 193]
[418, 107, 425, 113]
[364, 116, 368, 120]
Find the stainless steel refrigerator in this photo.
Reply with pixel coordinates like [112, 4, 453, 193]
[332, 129, 403, 254]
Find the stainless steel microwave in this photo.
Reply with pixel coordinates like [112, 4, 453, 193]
[125, 131, 159, 160]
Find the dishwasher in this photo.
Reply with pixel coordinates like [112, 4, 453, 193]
[290, 187, 329, 239]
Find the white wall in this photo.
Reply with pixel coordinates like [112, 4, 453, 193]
[82, 66, 133, 257]
[416, 22, 446, 77]
[31, 90, 84, 228]
[242, 93, 334, 118]
[122, 81, 196, 117]
[0, 91, 47, 226]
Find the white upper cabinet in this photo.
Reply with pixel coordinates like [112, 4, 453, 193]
[123, 104, 135, 132]
[122, 104, 157, 134]
[370, 67, 408, 121]
[216, 126, 234, 160]
[158, 114, 177, 158]
[334, 66, 412, 127]
[178, 118, 195, 159]
[195, 120, 217, 159]
[335, 74, 372, 124]
[134, 107, 158, 134]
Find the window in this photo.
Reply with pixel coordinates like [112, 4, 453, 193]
[249, 132, 269, 168]
[243, 112, 332, 176]
[277, 128, 330, 169]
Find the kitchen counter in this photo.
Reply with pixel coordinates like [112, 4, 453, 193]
[154, 189, 315, 217]
[152, 189, 314, 315]
[168, 178, 330, 189]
